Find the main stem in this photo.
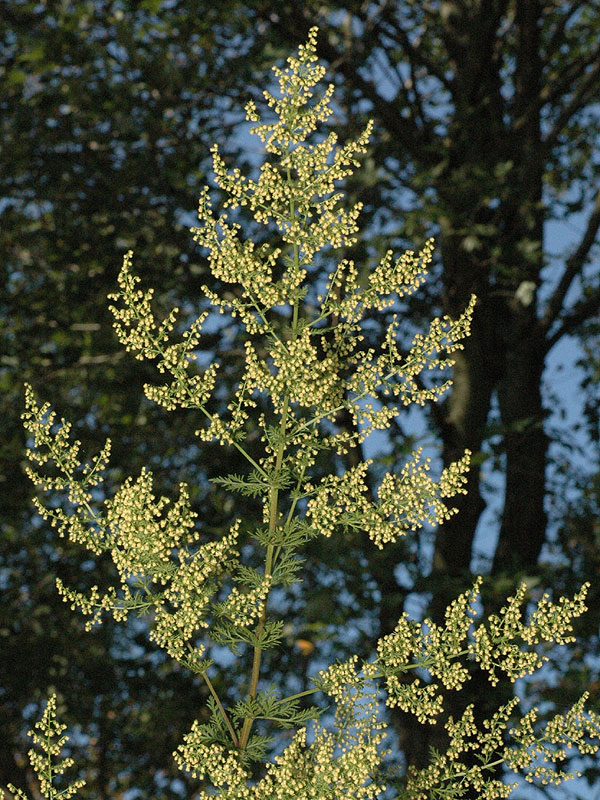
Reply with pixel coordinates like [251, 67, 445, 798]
[239, 174, 301, 749]
[238, 395, 288, 749]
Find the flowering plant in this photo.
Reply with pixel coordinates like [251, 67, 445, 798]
[12, 28, 600, 800]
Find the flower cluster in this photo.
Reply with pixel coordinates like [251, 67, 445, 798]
[108, 250, 219, 412]
[175, 721, 387, 800]
[0, 695, 85, 800]
[307, 448, 471, 548]
[23, 386, 243, 666]
[469, 581, 589, 685]
[374, 579, 591, 721]
[22, 383, 111, 554]
[405, 694, 600, 799]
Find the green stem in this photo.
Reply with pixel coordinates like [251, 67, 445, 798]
[239, 158, 301, 750]
[202, 671, 239, 748]
[45, 728, 54, 800]
[272, 686, 323, 706]
[51, 449, 110, 541]
[273, 462, 307, 565]
[238, 399, 287, 750]
[270, 649, 479, 710]
[454, 756, 506, 779]
[239, 387, 291, 749]
[199, 402, 268, 478]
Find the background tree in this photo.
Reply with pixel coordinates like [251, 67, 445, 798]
[2, 1, 600, 798]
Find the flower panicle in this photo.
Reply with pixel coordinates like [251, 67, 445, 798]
[0, 695, 85, 800]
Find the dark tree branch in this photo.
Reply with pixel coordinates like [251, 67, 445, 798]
[541, 187, 600, 342]
[403, 41, 428, 127]
[539, 42, 600, 122]
[315, 30, 435, 160]
[545, 285, 600, 353]
[379, 14, 455, 94]
[544, 56, 600, 146]
[542, 0, 588, 62]
[371, 47, 418, 121]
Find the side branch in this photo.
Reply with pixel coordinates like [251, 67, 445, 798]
[539, 41, 600, 116]
[545, 286, 600, 354]
[543, 53, 600, 147]
[542, 2, 588, 63]
[375, 7, 455, 94]
[541, 187, 600, 346]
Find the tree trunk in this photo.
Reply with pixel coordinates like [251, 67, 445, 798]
[494, 315, 549, 574]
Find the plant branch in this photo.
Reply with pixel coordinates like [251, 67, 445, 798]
[201, 672, 240, 748]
